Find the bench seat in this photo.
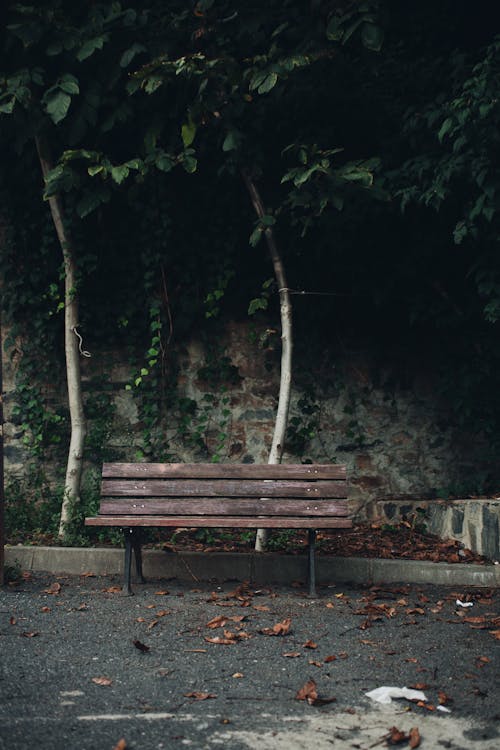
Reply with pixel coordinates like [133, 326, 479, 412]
[85, 462, 351, 595]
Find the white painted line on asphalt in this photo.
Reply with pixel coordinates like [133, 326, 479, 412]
[78, 713, 202, 722]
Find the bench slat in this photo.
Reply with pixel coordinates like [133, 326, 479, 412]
[102, 463, 346, 480]
[85, 515, 353, 529]
[101, 478, 348, 499]
[98, 498, 350, 517]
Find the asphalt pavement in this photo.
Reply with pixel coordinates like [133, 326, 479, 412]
[0, 571, 499, 750]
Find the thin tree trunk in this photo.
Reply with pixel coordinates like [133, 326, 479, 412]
[0, 304, 4, 585]
[242, 171, 293, 551]
[35, 134, 86, 539]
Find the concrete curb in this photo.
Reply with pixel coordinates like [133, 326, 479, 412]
[5, 545, 500, 587]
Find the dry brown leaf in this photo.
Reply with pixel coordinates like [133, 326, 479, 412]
[308, 660, 323, 668]
[80, 572, 96, 578]
[154, 590, 169, 596]
[92, 676, 112, 686]
[260, 618, 291, 636]
[147, 619, 159, 630]
[232, 672, 244, 678]
[324, 655, 337, 663]
[9, 616, 16, 625]
[438, 690, 452, 705]
[103, 586, 122, 593]
[295, 678, 318, 704]
[22, 631, 39, 638]
[135, 617, 147, 623]
[325, 602, 335, 609]
[43, 582, 61, 595]
[184, 691, 216, 700]
[40, 607, 51, 613]
[409, 727, 421, 748]
[112, 739, 127, 750]
[295, 678, 336, 706]
[184, 648, 207, 653]
[409, 683, 429, 690]
[253, 605, 270, 612]
[303, 640, 318, 649]
[387, 726, 408, 745]
[490, 629, 500, 640]
[157, 610, 170, 617]
[283, 652, 301, 658]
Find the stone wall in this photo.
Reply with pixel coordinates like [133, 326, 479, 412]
[2, 321, 498, 529]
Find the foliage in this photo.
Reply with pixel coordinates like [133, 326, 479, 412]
[2, 0, 500, 546]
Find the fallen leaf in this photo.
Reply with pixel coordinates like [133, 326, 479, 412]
[232, 672, 244, 678]
[283, 652, 301, 658]
[409, 727, 421, 748]
[92, 676, 112, 686]
[135, 617, 147, 623]
[145, 604, 156, 609]
[206, 614, 246, 629]
[309, 660, 323, 668]
[295, 678, 336, 706]
[157, 610, 170, 617]
[324, 655, 337, 663]
[22, 631, 39, 638]
[438, 690, 452, 705]
[409, 683, 429, 690]
[102, 586, 122, 594]
[9, 616, 16, 625]
[155, 590, 169, 596]
[405, 658, 418, 663]
[184, 691, 216, 700]
[43, 582, 61, 595]
[133, 639, 150, 653]
[80, 572, 96, 578]
[387, 726, 407, 744]
[490, 629, 500, 640]
[303, 640, 318, 649]
[112, 739, 127, 750]
[40, 607, 51, 613]
[183, 649, 207, 653]
[325, 602, 335, 609]
[253, 605, 270, 612]
[259, 618, 291, 636]
[147, 619, 159, 630]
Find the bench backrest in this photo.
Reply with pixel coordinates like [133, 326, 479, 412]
[99, 463, 348, 519]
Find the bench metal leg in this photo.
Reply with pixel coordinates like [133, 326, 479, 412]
[122, 528, 146, 595]
[308, 529, 318, 598]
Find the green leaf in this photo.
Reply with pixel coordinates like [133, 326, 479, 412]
[88, 165, 104, 176]
[156, 153, 174, 172]
[45, 90, 71, 124]
[120, 43, 146, 68]
[222, 130, 239, 152]
[361, 23, 384, 51]
[248, 297, 268, 315]
[0, 97, 15, 114]
[77, 36, 105, 62]
[111, 165, 129, 184]
[59, 75, 79, 95]
[257, 72, 278, 95]
[260, 214, 275, 227]
[438, 117, 453, 142]
[182, 154, 198, 173]
[249, 226, 262, 247]
[181, 117, 197, 147]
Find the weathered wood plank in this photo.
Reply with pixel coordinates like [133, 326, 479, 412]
[102, 463, 347, 480]
[98, 498, 350, 517]
[85, 515, 353, 529]
[101, 479, 348, 499]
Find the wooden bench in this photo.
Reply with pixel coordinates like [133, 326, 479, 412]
[85, 462, 351, 596]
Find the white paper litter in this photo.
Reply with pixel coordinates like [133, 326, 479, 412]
[456, 599, 473, 607]
[437, 705, 452, 713]
[365, 686, 428, 705]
